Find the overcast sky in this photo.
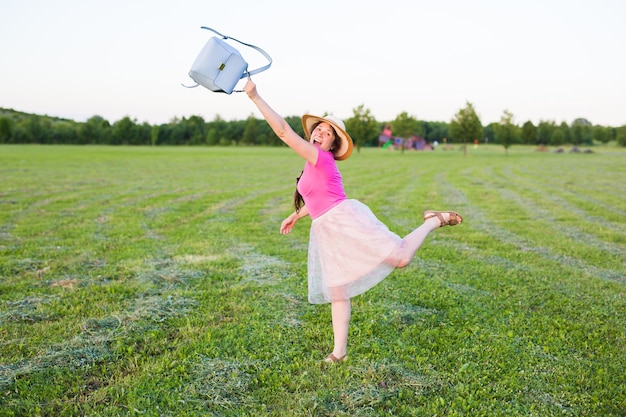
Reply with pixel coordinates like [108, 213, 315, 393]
[1, 0, 625, 127]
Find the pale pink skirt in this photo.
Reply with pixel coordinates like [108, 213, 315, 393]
[307, 199, 403, 304]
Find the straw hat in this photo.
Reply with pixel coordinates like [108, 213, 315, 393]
[302, 114, 353, 161]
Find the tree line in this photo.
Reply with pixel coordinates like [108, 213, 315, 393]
[1, 105, 625, 148]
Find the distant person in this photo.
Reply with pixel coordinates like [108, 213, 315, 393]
[244, 79, 463, 363]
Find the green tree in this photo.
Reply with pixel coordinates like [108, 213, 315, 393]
[551, 129, 565, 147]
[111, 116, 136, 145]
[521, 120, 537, 144]
[592, 125, 612, 144]
[484, 123, 497, 144]
[285, 115, 305, 139]
[495, 110, 518, 155]
[130, 122, 151, 145]
[0, 116, 14, 143]
[167, 116, 194, 145]
[76, 122, 91, 144]
[77, 116, 110, 145]
[206, 115, 228, 146]
[345, 104, 379, 150]
[242, 115, 259, 145]
[206, 129, 219, 145]
[559, 122, 572, 145]
[186, 115, 207, 145]
[391, 111, 423, 152]
[16, 116, 48, 143]
[606, 127, 617, 143]
[449, 102, 483, 155]
[392, 111, 423, 138]
[224, 120, 245, 146]
[571, 118, 592, 145]
[571, 123, 583, 145]
[422, 121, 448, 145]
[537, 120, 555, 146]
[50, 121, 76, 144]
[151, 125, 159, 146]
[616, 125, 626, 147]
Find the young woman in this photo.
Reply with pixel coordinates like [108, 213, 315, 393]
[244, 79, 462, 363]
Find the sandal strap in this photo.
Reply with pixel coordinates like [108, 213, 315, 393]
[325, 353, 347, 362]
[424, 210, 463, 227]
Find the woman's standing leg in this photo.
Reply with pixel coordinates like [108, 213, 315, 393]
[327, 299, 351, 361]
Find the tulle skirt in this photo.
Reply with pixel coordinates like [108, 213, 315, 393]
[307, 199, 403, 304]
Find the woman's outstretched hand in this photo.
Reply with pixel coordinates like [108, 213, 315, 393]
[280, 213, 298, 235]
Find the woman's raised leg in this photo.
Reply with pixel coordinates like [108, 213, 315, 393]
[387, 211, 462, 268]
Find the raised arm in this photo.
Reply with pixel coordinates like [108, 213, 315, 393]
[244, 79, 318, 164]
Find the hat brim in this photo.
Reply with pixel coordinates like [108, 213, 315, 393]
[302, 114, 353, 161]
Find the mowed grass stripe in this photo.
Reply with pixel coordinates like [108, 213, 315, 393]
[444, 154, 625, 283]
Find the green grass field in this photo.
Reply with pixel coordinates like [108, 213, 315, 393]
[1, 144, 625, 416]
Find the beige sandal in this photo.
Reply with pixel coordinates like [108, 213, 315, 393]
[424, 210, 463, 227]
[324, 353, 347, 363]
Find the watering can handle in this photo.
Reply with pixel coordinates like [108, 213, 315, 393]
[200, 26, 272, 78]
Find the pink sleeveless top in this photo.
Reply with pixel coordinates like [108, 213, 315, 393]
[297, 145, 347, 219]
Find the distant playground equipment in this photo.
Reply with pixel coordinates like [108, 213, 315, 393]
[378, 124, 433, 151]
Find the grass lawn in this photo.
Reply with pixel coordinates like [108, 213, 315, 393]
[1, 144, 625, 416]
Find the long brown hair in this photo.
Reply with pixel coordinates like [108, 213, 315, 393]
[293, 122, 342, 212]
